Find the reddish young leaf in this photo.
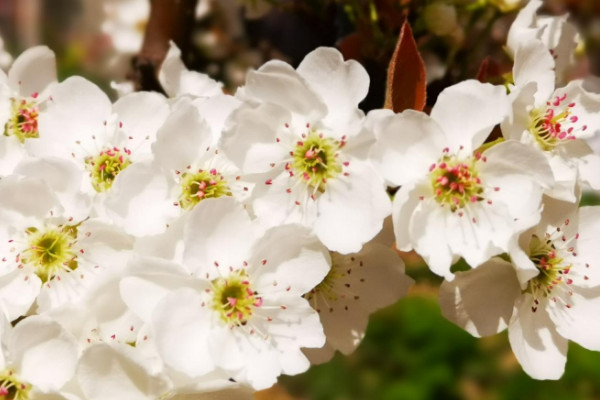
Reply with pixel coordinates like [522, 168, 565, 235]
[476, 57, 490, 83]
[384, 20, 427, 113]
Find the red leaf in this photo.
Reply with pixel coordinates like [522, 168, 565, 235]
[476, 57, 490, 83]
[384, 20, 427, 113]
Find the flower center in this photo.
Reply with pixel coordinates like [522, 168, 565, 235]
[429, 153, 484, 211]
[528, 93, 586, 151]
[211, 271, 262, 327]
[3, 97, 39, 143]
[0, 369, 31, 400]
[85, 147, 132, 192]
[291, 130, 342, 192]
[306, 262, 344, 303]
[525, 233, 574, 311]
[21, 225, 78, 283]
[178, 168, 231, 210]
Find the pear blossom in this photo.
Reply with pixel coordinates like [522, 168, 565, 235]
[440, 198, 600, 379]
[502, 39, 600, 201]
[303, 237, 413, 364]
[221, 47, 391, 254]
[370, 79, 554, 279]
[0, 46, 57, 175]
[0, 175, 133, 320]
[120, 197, 329, 390]
[29, 76, 170, 235]
[106, 95, 249, 235]
[506, 0, 579, 85]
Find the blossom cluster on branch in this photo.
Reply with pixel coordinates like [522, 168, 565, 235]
[0, 0, 597, 398]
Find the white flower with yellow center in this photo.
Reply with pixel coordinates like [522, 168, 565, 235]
[303, 236, 413, 364]
[440, 198, 600, 380]
[0, 176, 133, 320]
[221, 47, 390, 254]
[0, 315, 79, 399]
[506, 0, 579, 85]
[370, 80, 554, 279]
[503, 39, 600, 202]
[119, 197, 329, 390]
[0, 46, 57, 175]
[106, 96, 249, 237]
[30, 76, 169, 229]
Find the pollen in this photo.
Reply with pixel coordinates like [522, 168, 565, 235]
[429, 154, 484, 211]
[0, 368, 31, 400]
[4, 97, 39, 143]
[85, 147, 132, 192]
[210, 270, 262, 327]
[528, 93, 585, 151]
[292, 129, 342, 192]
[178, 169, 231, 210]
[21, 225, 79, 283]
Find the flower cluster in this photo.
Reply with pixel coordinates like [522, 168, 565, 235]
[0, 2, 597, 396]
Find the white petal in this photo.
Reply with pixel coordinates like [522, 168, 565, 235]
[152, 289, 214, 377]
[112, 91, 170, 153]
[297, 47, 368, 133]
[192, 94, 241, 145]
[508, 295, 567, 380]
[120, 256, 194, 323]
[513, 39, 556, 105]
[574, 206, 600, 286]
[244, 60, 326, 120]
[77, 343, 170, 400]
[9, 46, 56, 97]
[105, 162, 176, 236]
[314, 161, 391, 254]
[410, 200, 453, 279]
[506, 0, 543, 56]
[391, 181, 430, 252]
[251, 225, 330, 296]
[548, 290, 600, 351]
[370, 110, 446, 186]
[220, 102, 290, 173]
[153, 98, 211, 171]
[183, 197, 259, 279]
[38, 77, 111, 145]
[10, 316, 78, 391]
[439, 258, 520, 337]
[430, 80, 509, 153]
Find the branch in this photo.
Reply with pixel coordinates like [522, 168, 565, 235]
[129, 0, 198, 92]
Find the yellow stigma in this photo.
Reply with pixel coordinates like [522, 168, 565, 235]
[85, 147, 132, 192]
[292, 130, 343, 192]
[178, 169, 231, 210]
[21, 225, 78, 283]
[0, 368, 31, 400]
[211, 271, 262, 327]
[429, 152, 484, 212]
[4, 97, 39, 143]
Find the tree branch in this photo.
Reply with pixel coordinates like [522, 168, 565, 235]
[129, 0, 198, 92]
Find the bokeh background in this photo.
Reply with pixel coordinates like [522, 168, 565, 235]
[2, 1, 600, 399]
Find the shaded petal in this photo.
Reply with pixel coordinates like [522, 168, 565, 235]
[183, 197, 259, 279]
[314, 161, 391, 254]
[430, 80, 509, 153]
[297, 47, 368, 134]
[439, 258, 520, 337]
[8, 46, 56, 97]
[244, 60, 326, 120]
[152, 289, 214, 377]
[370, 110, 445, 186]
[508, 296, 567, 380]
[10, 316, 78, 391]
[513, 39, 556, 105]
